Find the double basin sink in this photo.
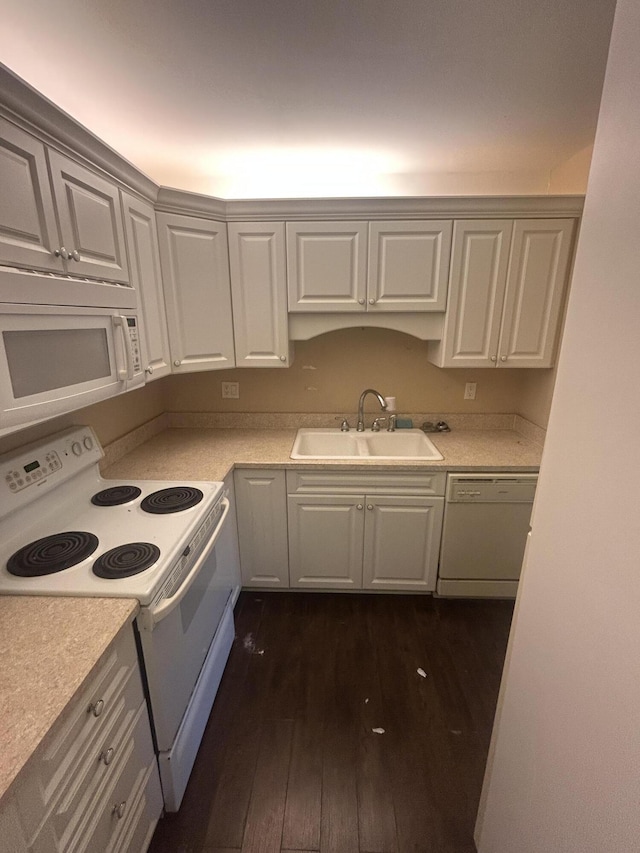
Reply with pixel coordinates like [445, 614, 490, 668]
[290, 428, 444, 461]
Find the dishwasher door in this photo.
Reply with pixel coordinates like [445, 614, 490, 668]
[437, 473, 537, 598]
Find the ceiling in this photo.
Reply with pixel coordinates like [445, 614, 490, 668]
[0, 0, 617, 198]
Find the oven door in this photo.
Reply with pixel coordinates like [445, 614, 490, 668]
[0, 303, 144, 432]
[136, 498, 233, 754]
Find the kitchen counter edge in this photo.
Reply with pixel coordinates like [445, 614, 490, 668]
[0, 596, 139, 806]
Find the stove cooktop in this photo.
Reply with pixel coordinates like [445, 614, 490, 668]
[0, 427, 224, 605]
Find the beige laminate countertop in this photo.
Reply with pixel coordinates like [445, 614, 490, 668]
[0, 596, 138, 804]
[102, 427, 542, 481]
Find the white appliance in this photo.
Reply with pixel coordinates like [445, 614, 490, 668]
[0, 303, 145, 435]
[0, 425, 238, 812]
[437, 473, 537, 598]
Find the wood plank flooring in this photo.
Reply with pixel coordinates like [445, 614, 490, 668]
[148, 592, 513, 853]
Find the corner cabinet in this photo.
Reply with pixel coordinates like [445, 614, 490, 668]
[234, 469, 290, 587]
[428, 218, 575, 368]
[227, 222, 292, 367]
[156, 212, 235, 372]
[286, 220, 452, 313]
[121, 193, 171, 380]
[286, 471, 445, 591]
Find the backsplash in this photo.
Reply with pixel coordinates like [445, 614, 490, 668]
[166, 411, 518, 430]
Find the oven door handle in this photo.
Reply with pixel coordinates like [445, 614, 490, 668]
[141, 498, 230, 630]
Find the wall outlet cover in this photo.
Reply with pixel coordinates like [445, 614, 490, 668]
[222, 382, 240, 399]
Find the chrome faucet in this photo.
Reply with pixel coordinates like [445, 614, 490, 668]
[357, 388, 387, 431]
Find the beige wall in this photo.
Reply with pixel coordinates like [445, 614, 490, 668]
[515, 368, 557, 428]
[549, 144, 594, 194]
[0, 378, 168, 456]
[1, 328, 560, 457]
[166, 328, 527, 417]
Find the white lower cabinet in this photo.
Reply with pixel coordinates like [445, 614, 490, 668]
[234, 469, 289, 587]
[286, 471, 446, 591]
[363, 495, 445, 591]
[288, 494, 365, 588]
[10, 626, 162, 853]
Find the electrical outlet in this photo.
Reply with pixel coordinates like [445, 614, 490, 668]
[221, 382, 240, 399]
[464, 382, 477, 400]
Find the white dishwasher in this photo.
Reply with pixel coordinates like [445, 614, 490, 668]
[437, 473, 537, 598]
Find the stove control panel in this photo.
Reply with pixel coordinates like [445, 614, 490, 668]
[0, 426, 103, 516]
[5, 451, 63, 493]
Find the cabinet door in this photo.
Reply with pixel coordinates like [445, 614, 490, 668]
[286, 221, 367, 312]
[0, 118, 63, 273]
[429, 220, 513, 367]
[121, 192, 171, 380]
[288, 494, 364, 588]
[47, 150, 129, 283]
[228, 222, 291, 367]
[363, 496, 444, 591]
[498, 219, 575, 367]
[235, 470, 289, 586]
[157, 212, 235, 372]
[367, 220, 452, 311]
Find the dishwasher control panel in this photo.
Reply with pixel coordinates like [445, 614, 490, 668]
[447, 474, 537, 503]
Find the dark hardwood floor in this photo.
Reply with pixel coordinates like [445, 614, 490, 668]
[148, 592, 513, 853]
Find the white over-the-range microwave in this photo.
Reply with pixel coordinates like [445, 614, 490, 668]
[0, 302, 145, 435]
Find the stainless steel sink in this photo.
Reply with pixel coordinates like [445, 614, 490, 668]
[290, 428, 444, 461]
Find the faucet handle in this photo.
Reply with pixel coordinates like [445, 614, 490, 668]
[371, 417, 387, 432]
[335, 417, 351, 432]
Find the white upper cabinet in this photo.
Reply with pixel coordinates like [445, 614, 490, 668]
[498, 219, 575, 367]
[156, 212, 235, 373]
[228, 222, 291, 367]
[430, 220, 514, 366]
[287, 221, 368, 311]
[429, 219, 574, 368]
[367, 220, 452, 311]
[286, 219, 452, 313]
[47, 150, 129, 283]
[121, 192, 171, 380]
[0, 118, 63, 273]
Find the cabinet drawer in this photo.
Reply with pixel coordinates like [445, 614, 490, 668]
[35, 702, 159, 853]
[286, 469, 446, 496]
[109, 761, 163, 853]
[83, 705, 160, 853]
[15, 627, 142, 844]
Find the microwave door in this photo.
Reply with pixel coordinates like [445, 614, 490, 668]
[0, 306, 142, 431]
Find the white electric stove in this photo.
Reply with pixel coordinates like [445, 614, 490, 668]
[0, 425, 237, 812]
